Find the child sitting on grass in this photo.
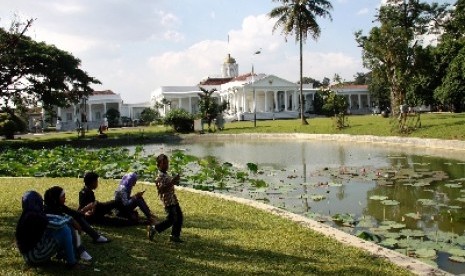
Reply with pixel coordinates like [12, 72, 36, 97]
[79, 171, 118, 224]
[44, 185, 108, 263]
[148, 154, 184, 243]
[114, 172, 156, 225]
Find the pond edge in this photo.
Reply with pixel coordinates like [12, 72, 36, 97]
[167, 183, 451, 276]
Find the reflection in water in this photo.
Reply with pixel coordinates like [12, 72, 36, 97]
[140, 139, 465, 274]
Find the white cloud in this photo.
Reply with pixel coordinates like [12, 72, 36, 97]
[357, 8, 369, 15]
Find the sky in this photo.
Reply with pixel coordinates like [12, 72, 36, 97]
[1, 0, 454, 104]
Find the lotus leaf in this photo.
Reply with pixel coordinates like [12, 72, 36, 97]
[310, 194, 326, 201]
[381, 199, 400, 206]
[427, 231, 458, 243]
[448, 248, 465, 257]
[453, 236, 465, 247]
[445, 183, 462, 188]
[417, 199, 436, 206]
[357, 231, 381, 243]
[404, 213, 421, 220]
[328, 182, 343, 187]
[379, 238, 398, 248]
[400, 229, 425, 238]
[449, 256, 465, 263]
[369, 195, 389, 201]
[415, 248, 437, 259]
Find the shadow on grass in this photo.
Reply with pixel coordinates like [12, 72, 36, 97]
[1, 211, 393, 276]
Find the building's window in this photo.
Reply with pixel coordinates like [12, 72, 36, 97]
[66, 113, 72, 121]
[96, 112, 101, 120]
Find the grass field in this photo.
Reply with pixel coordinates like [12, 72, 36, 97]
[0, 178, 412, 276]
[3, 113, 464, 148]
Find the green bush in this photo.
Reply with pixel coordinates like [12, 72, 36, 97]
[0, 113, 27, 139]
[163, 109, 194, 133]
[105, 108, 120, 127]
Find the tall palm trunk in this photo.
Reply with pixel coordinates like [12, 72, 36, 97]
[299, 28, 308, 125]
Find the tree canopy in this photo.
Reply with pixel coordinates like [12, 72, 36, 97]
[197, 87, 227, 130]
[355, 0, 450, 116]
[269, 0, 333, 125]
[0, 19, 100, 115]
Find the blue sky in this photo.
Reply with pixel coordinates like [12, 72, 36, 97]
[1, 0, 453, 103]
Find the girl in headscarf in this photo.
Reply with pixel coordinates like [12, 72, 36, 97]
[44, 186, 97, 262]
[114, 172, 156, 224]
[15, 191, 79, 269]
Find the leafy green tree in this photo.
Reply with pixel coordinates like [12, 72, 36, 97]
[355, 0, 449, 118]
[0, 18, 100, 116]
[105, 108, 120, 128]
[434, 0, 465, 112]
[353, 72, 368, 85]
[0, 113, 26, 139]
[298, 76, 322, 87]
[269, 0, 333, 125]
[197, 87, 227, 130]
[140, 107, 159, 125]
[321, 89, 349, 129]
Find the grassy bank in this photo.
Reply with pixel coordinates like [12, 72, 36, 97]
[220, 113, 465, 140]
[2, 113, 464, 149]
[0, 178, 411, 275]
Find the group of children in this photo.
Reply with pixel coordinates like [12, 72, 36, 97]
[15, 154, 183, 270]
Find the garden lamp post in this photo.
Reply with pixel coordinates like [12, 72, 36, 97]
[252, 49, 261, 127]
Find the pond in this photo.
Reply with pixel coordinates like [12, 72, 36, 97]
[139, 138, 465, 274]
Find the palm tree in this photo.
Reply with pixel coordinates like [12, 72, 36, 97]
[269, 0, 333, 125]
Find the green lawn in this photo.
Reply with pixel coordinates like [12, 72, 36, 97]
[219, 113, 465, 140]
[0, 178, 412, 276]
[3, 113, 464, 148]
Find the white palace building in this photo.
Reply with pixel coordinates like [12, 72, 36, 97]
[151, 54, 373, 121]
[43, 54, 372, 131]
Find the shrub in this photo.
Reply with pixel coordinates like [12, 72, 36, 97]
[163, 109, 194, 133]
[105, 108, 120, 127]
[0, 113, 27, 139]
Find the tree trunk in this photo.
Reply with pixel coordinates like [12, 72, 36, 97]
[299, 31, 308, 125]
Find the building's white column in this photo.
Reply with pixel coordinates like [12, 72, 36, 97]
[189, 97, 192, 113]
[88, 104, 92, 122]
[295, 91, 299, 111]
[274, 91, 278, 112]
[264, 91, 268, 112]
[178, 98, 182, 109]
[57, 107, 62, 119]
[104, 103, 107, 116]
[358, 94, 362, 109]
[284, 91, 289, 111]
[349, 95, 353, 110]
[242, 88, 246, 112]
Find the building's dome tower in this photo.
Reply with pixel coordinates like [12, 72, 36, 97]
[221, 54, 239, 78]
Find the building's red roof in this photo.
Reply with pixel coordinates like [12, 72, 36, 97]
[232, 72, 253, 81]
[332, 84, 368, 89]
[93, 90, 116, 95]
[199, 77, 233, 85]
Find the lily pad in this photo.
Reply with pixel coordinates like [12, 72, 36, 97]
[404, 213, 421, 220]
[415, 248, 437, 259]
[445, 183, 462, 188]
[448, 248, 465, 257]
[417, 199, 437, 206]
[449, 256, 465, 263]
[379, 238, 398, 248]
[369, 195, 389, 201]
[381, 199, 400, 206]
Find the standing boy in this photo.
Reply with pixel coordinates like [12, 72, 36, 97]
[148, 154, 184, 243]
